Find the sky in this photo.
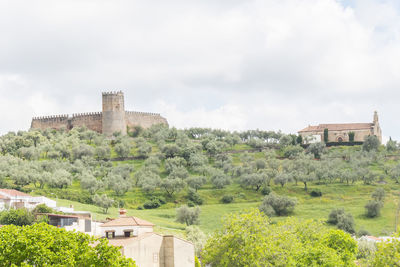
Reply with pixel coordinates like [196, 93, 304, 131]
[0, 0, 399, 141]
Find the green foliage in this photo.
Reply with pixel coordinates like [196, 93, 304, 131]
[324, 128, 329, 143]
[0, 223, 136, 266]
[371, 187, 385, 202]
[221, 195, 234, 204]
[32, 204, 54, 214]
[93, 194, 114, 214]
[327, 208, 345, 225]
[283, 145, 304, 159]
[363, 135, 380, 152]
[186, 226, 206, 257]
[187, 189, 203, 205]
[143, 199, 161, 209]
[327, 208, 355, 233]
[372, 234, 400, 266]
[306, 142, 326, 159]
[296, 135, 303, 145]
[0, 208, 35, 226]
[336, 213, 356, 234]
[202, 209, 357, 267]
[176, 205, 200, 226]
[356, 239, 376, 262]
[310, 188, 322, 197]
[348, 132, 355, 143]
[261, 186, 271, 196]
[365, 200, 382, 218]
[195, 256, 201, 267]
[386, 137, 397, 152]
[259, 192, 297, 216]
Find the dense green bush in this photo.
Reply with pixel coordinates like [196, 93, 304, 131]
[221, 195, 234, 204]
[202, 209, 358, 266]
[310, 189, 322, 197]
[259, 193, 297, 216]
[328, 208, 355, 234]
[187, 189, 203, 205]
[261, 186, 272, 196]
[0, 208, 35, 226]
[365, 200, 382, 218]
[327, 208, 345, 225]
[143, 199, 161, 209]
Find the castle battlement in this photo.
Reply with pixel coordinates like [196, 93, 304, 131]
[32, 115, 69, 121]
[126, 111, 161, 116]
[72, 112, 102, 118]
[30, 92, 168, 135]
[102, 91, 124, 96]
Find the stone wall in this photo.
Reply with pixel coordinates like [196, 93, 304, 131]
[125, 111, 168, 129]
[71, 112, 102, 133]
[300, 128, 374, 143]
[31, 115, 69, 131]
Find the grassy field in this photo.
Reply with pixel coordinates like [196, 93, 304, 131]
[56, 180, 400, 237]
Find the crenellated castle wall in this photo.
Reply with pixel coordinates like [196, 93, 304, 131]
[30, 92, 168, 134]
[125, 111, 168, 129]
[71, 112, 103, 133]
[31, 115, 70, 131]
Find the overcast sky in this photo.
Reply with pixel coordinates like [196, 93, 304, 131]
[0, 0, 399, 140]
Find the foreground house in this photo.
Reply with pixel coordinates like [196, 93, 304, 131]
[0, 189, 56, 211]
[101, 209, 195, 267]
[298, 111, 382, 144]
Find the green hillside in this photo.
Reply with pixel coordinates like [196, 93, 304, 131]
[0, 126, 399, 237]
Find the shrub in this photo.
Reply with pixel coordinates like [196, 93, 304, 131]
[187, 189, 203, 205]
[176, 205, 201, 226]
[259, 193, 297, 216]
[365, 200, 382, 218]
[143, 199, 161, 209]
[357, 239, 376, 261]
[221, 195, 234, 204]
[337, 213, 355, 234]
[0, 208, 35, 226]
[327, 208, 345, 225]
[195, 256, 201, 267]
[32, 204, 54, 214]
[357, 229, 371, 237]
[372, 188, 385, 202]
[261, 187, 272, 196]
[310, 189, 322, 197]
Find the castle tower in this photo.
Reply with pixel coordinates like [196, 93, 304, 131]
[102, 91, 127, 136]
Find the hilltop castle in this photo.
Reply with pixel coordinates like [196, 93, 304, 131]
[298, 111, 382, 143]
[31, 91, 168, 135]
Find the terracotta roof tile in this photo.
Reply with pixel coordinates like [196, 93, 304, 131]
[100, 216, 155, 227]
[0, 189, 31, 197]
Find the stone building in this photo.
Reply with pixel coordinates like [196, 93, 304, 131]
[298, 111, 382, 144]
[101, 209, 195, 267]
[31, 91, 168, 135]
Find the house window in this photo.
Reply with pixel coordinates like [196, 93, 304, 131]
[123, 230, 133, 237]
[105, 231, 115, 239]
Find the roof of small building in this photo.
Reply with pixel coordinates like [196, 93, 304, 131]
[299, 123, 373, 133]
[0, 189, 31, 197]
[100, 216, 155, 227]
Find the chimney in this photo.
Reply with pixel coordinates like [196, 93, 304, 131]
[119, 209, 127, 217]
